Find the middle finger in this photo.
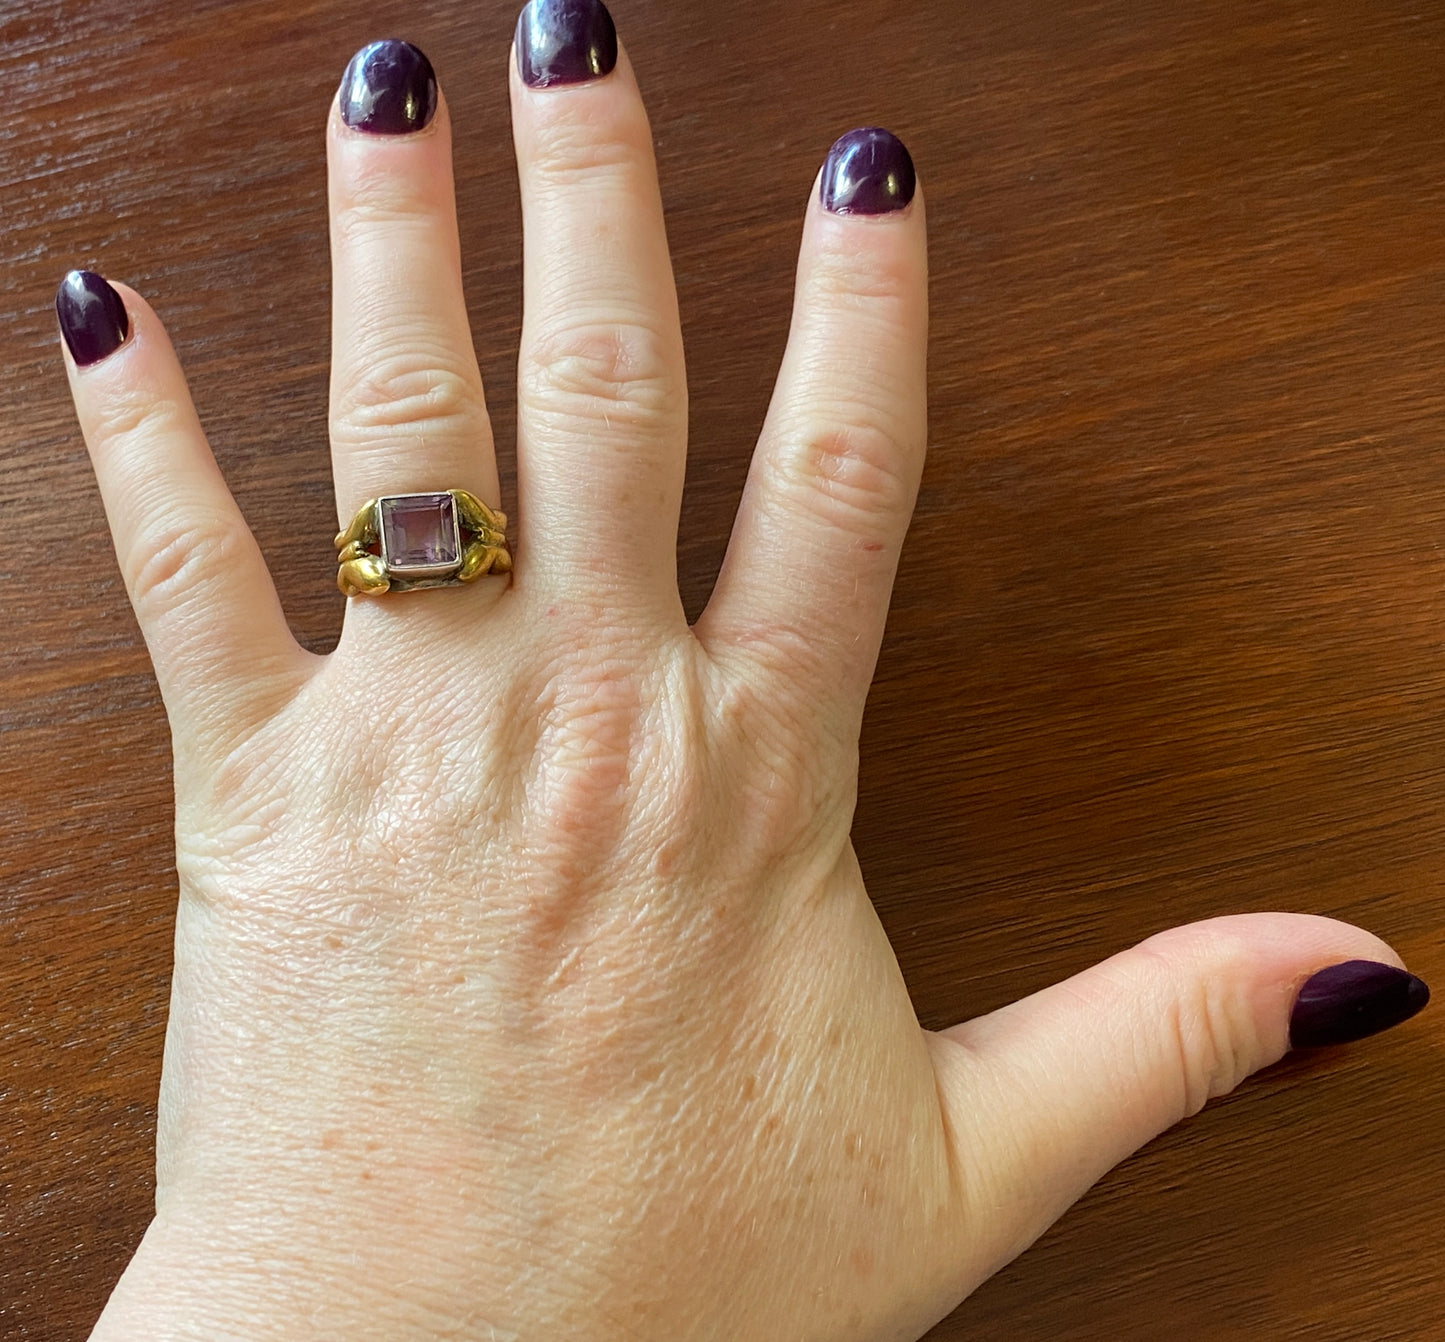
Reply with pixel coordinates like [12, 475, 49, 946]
[510, 0, 687, 614]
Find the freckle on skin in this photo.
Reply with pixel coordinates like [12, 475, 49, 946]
[844, 1131, 862, 1160]
[740, 1073, 757, 1101]
[320, 1129, 342, 1151]
[651, 841, 677, 879]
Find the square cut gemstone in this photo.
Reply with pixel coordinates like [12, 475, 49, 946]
[379, 493, 460, 573]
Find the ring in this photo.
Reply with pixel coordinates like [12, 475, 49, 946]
[334, 489, 512, 596]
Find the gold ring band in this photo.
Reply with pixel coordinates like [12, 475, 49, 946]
[334, 489, 512, 596]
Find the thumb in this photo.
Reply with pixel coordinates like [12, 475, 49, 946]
[925, 914, 1429, 1283]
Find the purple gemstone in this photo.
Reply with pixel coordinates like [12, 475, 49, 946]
[379, 493, 460, 573]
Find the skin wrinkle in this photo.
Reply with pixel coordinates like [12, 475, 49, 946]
[331, 357, 488, 440]
[520, 323, 680, 447]
[63, 26, 1419, 1342]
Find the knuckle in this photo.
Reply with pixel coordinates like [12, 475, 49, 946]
[529, 111, 652, 186]
[331, 350, 487, 442]
[521, 319, 675, 423]
[707, 652, 854, 864]
[333, 199, 417, 243]
[332, 171, 451, 241]
[812, 246, 919, 307]
[1139, 948, 1260, 1119]
[125, 517, 237, 617]
[774, 419, 916, 534]
[94, 389, 190, 459]
[516, 653, 649, 904]
[1166, 983, 1224, 1118]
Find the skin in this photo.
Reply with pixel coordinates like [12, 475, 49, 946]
[62, 33, 1409, 1342]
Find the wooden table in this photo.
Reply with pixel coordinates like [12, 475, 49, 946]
[3, 1, 1441, 1336]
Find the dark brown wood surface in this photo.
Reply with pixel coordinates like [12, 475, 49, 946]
[3, 1, 1442, 1337]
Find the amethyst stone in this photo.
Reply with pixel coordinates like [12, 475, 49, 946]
[379, 493, 461, 576]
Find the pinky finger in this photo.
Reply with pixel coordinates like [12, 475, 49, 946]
[57, 270, 310, 750]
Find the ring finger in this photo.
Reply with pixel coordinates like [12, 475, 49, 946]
[327, 41, 500, 545]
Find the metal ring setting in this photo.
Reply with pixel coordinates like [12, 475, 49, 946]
[334, 489, 512, 596]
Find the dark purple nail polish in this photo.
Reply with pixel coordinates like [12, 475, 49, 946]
[1289, 960, 1430, 1049]
[820, 127, 917, 216]
[515, 0, 618, 89]
[339, 40, 437, 134]
[55, 270, 129, 367]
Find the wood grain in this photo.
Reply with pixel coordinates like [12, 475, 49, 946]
[2, 1, 1441, 1337]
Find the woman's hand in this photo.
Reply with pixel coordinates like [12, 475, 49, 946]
[57, 5, 1427, 1339]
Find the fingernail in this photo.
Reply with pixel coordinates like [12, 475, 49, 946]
[55, 269, 129, 367]
[339, 39, 437, 134]
[820, 127, 917, 216]
[1289, 960, 1430, 1049]
[515, 0, 618, 89]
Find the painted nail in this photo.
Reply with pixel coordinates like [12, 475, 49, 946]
[515, 0, 618, 89]
[1289, 960, 1430, 1049]
[339, 40, 437, 134]
[55, 269, 129, 367]
[820, 127, 917, 216]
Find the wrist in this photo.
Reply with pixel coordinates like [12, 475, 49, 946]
[89, 1206, 620, 1342]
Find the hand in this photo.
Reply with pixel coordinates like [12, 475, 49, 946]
[57, 5, 1428, 1339]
